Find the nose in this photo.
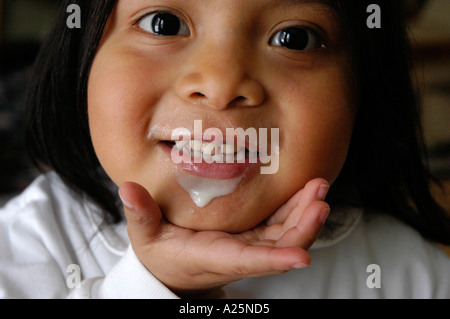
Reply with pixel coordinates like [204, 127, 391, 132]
[176, 40, 265, 110]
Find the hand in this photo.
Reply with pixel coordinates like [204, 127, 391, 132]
[118, 178, 330, 296]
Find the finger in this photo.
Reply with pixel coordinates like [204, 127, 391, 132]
[276, 201, 330, 250]
[297, 178, 330, 210]
[266, 178, 329, 227]
[199, 239, 312, 277]
[260, 179, 330, 241]
[265, 188, 303, 226]
[282, 178, 329, 230]
[232, 246, 311, 276]
[119, 182, 163, 245]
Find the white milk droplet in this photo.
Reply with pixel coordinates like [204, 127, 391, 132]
[176, 173, 244, 208]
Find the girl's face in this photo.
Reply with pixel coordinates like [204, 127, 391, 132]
[88, 0, 357, 232]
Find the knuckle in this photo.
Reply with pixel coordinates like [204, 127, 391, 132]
[126, 211, 148, 226]
[233, 264, 252, 276]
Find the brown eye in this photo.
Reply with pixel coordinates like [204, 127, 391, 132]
[138, 12, 190, 36]
[270, 27, 323, 51]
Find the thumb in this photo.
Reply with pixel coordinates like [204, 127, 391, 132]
[118, 182, 163, 245]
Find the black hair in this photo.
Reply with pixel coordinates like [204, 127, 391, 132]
[327, 0, 450, 244]
[25, 0, 450, 243]
[25, 0, 120, 223]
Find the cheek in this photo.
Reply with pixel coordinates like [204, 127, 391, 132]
[277, 68, 356, 185]
[87, 50, 161, 184]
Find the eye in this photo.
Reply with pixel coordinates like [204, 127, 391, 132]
[269, 27, 324, 51]
[137, 12, 190, 36]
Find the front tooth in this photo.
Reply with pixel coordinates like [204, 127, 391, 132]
[236, 148, 246, 162]
[193, 150, 202, 158]
[212, 154, 224, 163]
[202, 142, 217, 156]
[190, 140, 203, 152]
[221, 144, 237, 155]
[203, 151, 213, 163]
[225, 154, 235, 163]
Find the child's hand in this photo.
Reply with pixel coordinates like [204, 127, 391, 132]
[119, 178, 330, 297]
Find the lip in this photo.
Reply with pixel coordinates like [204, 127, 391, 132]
[159, 141, 260, 179]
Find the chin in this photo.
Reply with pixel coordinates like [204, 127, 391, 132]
[159, 193, 270, 233]
[145, 162, 280, 233]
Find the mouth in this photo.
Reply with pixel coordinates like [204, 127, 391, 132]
[159, 139, 262, 179]
[163, 139, 260, 162]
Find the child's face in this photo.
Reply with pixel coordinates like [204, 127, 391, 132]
[88, 0, 357, 232]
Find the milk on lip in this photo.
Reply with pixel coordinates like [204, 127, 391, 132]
[176, 172, 244, 208]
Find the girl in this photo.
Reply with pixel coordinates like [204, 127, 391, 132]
[0, 0, 449, 298]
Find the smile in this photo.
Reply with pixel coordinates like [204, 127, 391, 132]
[160, 141, 259, 179]
[156, 120, 280, 178]
[169, 139, 260, 164]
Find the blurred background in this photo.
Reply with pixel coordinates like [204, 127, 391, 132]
[0, 0, 58, 205]
[0, 0, 449, 210]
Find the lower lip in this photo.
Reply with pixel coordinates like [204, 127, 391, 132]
[160, 142, 259, 179]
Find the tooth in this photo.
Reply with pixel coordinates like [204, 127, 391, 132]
[236, 148, 245, 162]
[247, 143, 258, 154]
[192, 150, 203, 161]
[175, 140, 188, 150]
[190, 140, 203, 152]
[202, 142, 217, 156]
[212, 154, 224, 163]
[248, 150, 258, 159]
[221, 144, 237, 155]
[203, 152, 213, 163]
[225, 154, 235, 163]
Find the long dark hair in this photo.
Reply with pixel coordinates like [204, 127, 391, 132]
[25, 0, 120, 223]
[327, 0, 450, 244]
[25, 0, 450, 243]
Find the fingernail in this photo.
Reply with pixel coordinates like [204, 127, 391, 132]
[319, 208, 330, 224]
[293, 263, 309, 269]
[118, 191, 135, 211]
[317, 184, 330, 201]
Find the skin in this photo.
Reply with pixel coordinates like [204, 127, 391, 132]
[87, 0, 357, 294]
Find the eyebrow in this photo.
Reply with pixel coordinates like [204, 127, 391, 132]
[281, 0, 339, 21]
[283, 0, 333, 6]
[274, 0, 337, 16]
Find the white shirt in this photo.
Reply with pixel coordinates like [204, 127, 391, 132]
[0, 172, 448, 298]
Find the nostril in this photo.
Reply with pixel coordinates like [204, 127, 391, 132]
[187, 92, 207, 105]
[191, 92, 206, 98]
[229, 96, 248, 107]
